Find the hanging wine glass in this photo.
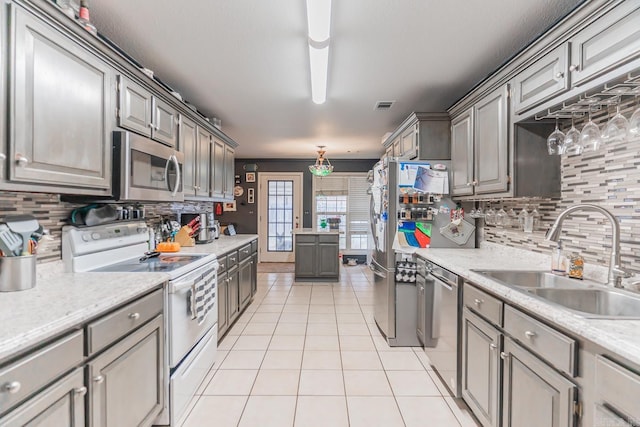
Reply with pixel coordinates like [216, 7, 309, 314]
[563, 114, 583, 155]
[496, 200, 508, 227]
[469, 199, 477, 218]
[547, 117, 565, 155]
[475, 201, 485, 219]
[530, 206, 540, 231]
[601, 99, 630, 144]
[518, 204, 529, 231]
[580, 107, 602, 151]
[629, 96, 640, 138]
[484, 202, 496, 226]
[507, 206, 517, 228]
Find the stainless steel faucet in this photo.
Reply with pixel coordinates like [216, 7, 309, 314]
[546, 204, 634, 288]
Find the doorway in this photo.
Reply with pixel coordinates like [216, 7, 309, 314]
[258, 173, 303, 262]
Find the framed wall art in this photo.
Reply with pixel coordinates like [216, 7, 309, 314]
[245, 172, 256, 183]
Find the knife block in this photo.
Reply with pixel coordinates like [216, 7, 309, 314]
[174, 226, 195, 247]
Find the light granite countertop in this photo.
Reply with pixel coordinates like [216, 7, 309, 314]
[414, 243, 640, 367]
[0, 235, 259, 365]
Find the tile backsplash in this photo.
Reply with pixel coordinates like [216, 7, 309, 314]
[481, 112, 640, 274]
[0, 193, 215, 263]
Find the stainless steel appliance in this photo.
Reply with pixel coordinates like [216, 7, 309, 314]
[420, 259, 462, 397]
[62, 221, 218, 426]
[369, 158, 474, 346]
[112, 131, 184, 202]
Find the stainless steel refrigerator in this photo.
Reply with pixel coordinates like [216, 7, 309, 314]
[369, 158, 475, 346]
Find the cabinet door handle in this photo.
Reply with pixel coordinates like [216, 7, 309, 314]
[129, 312, 140, 320]
[3, 381, 21, 394]
[474, 298, 483, 306]
[489, 343, 497, 351]
[500, 352, 509, 360]
[74, 386, 87, 396]
[569, 64, 579, 72]
[524, 330, 536, 339]
[472, 180, 478, 186]
[15, 154, 28, 166]
[555, 71, 564, 79]
[93, 375, 105, 384]
[0, 153, 6, 161]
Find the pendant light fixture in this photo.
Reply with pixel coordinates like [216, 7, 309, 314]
[309, 146, 334, 176]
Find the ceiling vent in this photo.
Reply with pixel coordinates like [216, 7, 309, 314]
[375, 101, 394, 110]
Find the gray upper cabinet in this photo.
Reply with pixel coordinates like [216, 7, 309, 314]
[211, 137, 225, 199]
[196, 127, 211, 197]
[451, 109, 474, 196]
[117, 75, 178, 148]
[474, 85, 509, 195]
[383, 113, 450, 161]
[512, 43, 569, 114]
[224, 145, 235, 200]
[10, 5, 112, 194]
[117, 75, 152, 137]
[180, 115, 198, 197]
[570, 0, 640, 87]
[502, 338, 577, 427]
[151, 97, 178, 147]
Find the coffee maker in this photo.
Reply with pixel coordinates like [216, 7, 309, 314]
[179, 213, 214, 244]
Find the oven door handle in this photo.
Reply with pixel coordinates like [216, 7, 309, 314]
[169, 276, 198, 293]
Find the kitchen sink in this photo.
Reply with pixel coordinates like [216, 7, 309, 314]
[527, 288, 640, 319]
[473, 269, 640, 319]
[474, 270, 592, 289]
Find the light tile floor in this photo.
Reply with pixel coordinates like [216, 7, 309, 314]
[180, 265, 481, 427]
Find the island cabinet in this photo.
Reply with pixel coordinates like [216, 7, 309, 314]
[0, 288, 164, 427]
[294, 232, 339, 282]
[7, 3, 113, 195]
[461, 282, 579, 427]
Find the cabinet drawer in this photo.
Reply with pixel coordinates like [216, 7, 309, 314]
[463, 283, 503, 327]
[226, 251, 239, 270]
[87, 288, 163, 356]
[238, 244, 252, 261]
[251, 240, 258, 254]
[0, 330, 83, 413]
[318, 234, 338, 243]
[595, 355, 640, 422]
[296, 235, 316, 244]
[503, 305, 576, 376]
[217, 255, 227, 273]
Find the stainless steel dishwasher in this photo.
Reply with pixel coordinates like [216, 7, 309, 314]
[420, 259, 462, 398]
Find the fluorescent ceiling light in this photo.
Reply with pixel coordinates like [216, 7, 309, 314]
[306, 0, 332, 42]
[309, 44, 329, 104]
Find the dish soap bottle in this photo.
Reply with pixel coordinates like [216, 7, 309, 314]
[551, 242, 567, 275]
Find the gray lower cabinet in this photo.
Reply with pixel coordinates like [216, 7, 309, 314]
[461, 307, 502, 427]
[416, 274, 426, 346]
[0, 368, 85, 427]
[227, 267, 240, 324]
[593, 355, 640, 425]
[294, 234, 339, 281]
[239, 258, 252, 309]
[217, 270, 229, 334]
[88, 314, 164, 427]
[251, 253, 258, 296]
[9, 4, 112, 194]
[502, 337, 577, 427]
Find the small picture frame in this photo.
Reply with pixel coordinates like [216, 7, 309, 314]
[223, 201, 237, 212]
[247, 188, 255, 204]
[245, 172, 256, 183]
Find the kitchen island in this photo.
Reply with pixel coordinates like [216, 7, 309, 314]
[293, 229, 340, 282]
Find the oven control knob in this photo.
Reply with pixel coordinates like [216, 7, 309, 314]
[91, 232, 101, 240]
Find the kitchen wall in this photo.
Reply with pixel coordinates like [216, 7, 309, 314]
[225, 159, 378, 234]
[481, 98, 640, 274]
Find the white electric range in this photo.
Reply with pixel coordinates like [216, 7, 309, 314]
[62, 221, 219, 426]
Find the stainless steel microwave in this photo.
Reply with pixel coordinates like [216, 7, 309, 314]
[113, 131, 184, 202]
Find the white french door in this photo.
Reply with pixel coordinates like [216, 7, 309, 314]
[258, 173, 303, 262]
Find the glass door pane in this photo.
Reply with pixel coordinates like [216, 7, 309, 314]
[267, 180, 294, 252]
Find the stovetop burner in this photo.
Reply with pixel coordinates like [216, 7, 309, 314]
[92, 254, 209, 274]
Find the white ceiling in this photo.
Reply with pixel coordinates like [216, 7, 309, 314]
[90, 0, 583, 159]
